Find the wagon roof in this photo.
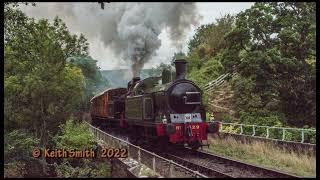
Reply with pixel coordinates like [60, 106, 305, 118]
[90, 87, 126, 101]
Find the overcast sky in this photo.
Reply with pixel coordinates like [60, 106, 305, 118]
[19, 2, 253, 70]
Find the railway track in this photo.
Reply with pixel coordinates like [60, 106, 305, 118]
[158, 146, 301, 178]
[88, 121, 301, 178]
[162, 152, 232, 178]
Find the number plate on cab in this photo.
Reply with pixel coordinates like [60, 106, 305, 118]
[184, 114, 192, 122]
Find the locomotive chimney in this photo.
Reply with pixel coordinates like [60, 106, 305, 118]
[132, 77, 140, 84]
[127, 76, 140, 94]
[127, 77, 140, 90]
[174, 59, 187, 80]
[131, 77, 140, 89]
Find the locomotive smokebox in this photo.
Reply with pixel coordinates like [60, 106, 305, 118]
[174, 59, 187, 80]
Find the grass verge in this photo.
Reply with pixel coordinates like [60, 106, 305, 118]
[203, 135, 316, 177]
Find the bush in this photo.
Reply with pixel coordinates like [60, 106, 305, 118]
[4, 129, 45, 177]
[221, 114, 237, 123]
[239, 108, 283, 126]
[220, 124, 240, 134]
[53, 118, 97, 150]
[53, 118, 110, 178]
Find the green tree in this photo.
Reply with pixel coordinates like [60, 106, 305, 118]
[186, 14, 234, 75]
[221, 2, 316, 127]
[184, 15, 235, 109]
[67, 56, 109, 113]
[4, 3, 110, 177]
[4, 5, 88, 145]
[148, 63, 175, 82]
[187, 56, 224, 87]
[188, 14, 234, 55]
[171, 51, 186, 63]
[184, 15, 234, 83]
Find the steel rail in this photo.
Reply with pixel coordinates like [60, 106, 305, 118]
[143, 144, 302, 178]
[192, 148, 302, 178]
[163, 152, 233, 178]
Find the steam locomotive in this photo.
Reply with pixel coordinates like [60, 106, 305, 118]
[90, 59, 220, 150]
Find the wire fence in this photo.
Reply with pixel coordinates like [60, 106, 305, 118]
[203, 73, 236, 92]
[214, 121, 316, 145]
[85, 122, 207, 178]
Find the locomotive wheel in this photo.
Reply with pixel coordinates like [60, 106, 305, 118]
[128, 132, 138, 144]
[158, 137, 169, 152]
[128, 136, 137, 144]
[128, 126, 139, 144]
[189, 141, 201, 150]
[91, 117, 97, 126]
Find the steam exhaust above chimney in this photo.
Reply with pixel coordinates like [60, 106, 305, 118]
[174, 59, 187, 80]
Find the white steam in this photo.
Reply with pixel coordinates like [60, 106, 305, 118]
[19, 2, 202, 76]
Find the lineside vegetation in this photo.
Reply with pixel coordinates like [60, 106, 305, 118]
[205, 136, 316, 177]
